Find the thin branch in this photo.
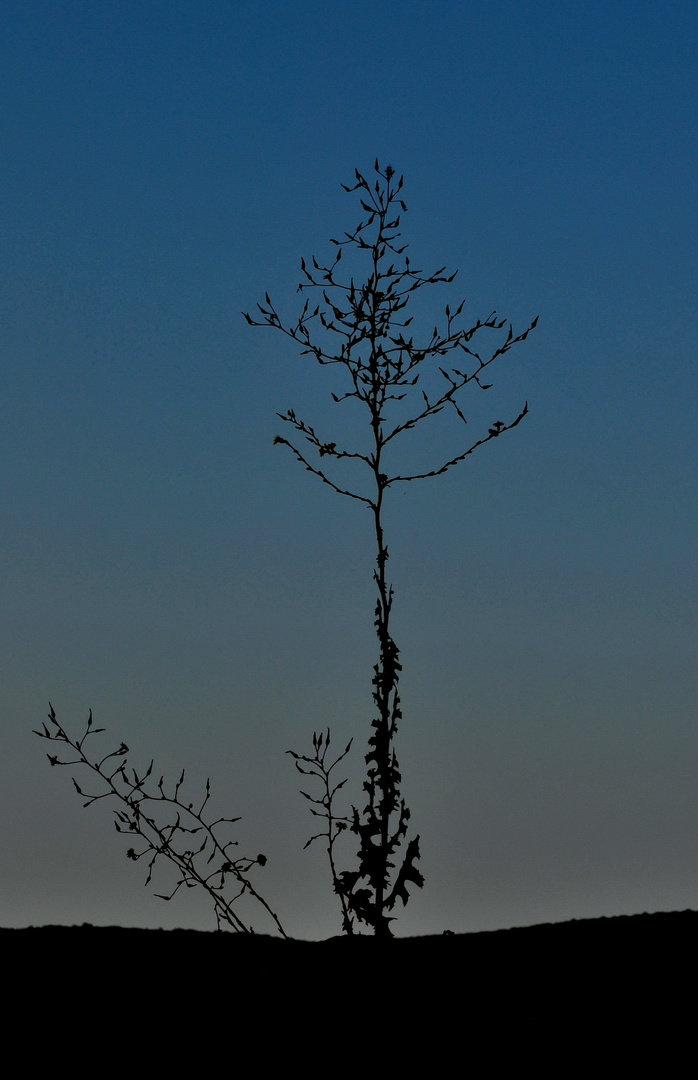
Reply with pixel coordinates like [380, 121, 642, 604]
[35, 705, 287, 937]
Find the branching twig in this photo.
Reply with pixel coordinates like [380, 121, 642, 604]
[34, 704, 287, 937]
[287, 730, 354, 934]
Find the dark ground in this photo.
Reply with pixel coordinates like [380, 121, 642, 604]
[8, 911, 695, 1062]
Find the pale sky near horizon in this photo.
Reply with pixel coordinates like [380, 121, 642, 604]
[3, 0, 698, 939]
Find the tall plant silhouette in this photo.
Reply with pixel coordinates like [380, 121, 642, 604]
[245, 161, 537, 936]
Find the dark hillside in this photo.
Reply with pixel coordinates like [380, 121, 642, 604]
[7, 910, 695, 1055]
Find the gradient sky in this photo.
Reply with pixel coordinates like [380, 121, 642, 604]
[3, 0, 697, 939]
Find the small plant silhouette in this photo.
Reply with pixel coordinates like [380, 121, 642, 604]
[287, 730, 355, 934]
[37, 162, 536, 937]
[35, 705, 287, 936]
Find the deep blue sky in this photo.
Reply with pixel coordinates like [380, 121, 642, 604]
[3, 0, 697, 938]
